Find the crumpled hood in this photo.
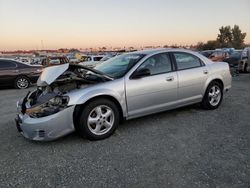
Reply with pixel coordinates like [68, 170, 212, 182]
[37, 64, 69, 86]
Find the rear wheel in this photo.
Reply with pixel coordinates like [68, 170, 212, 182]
[201, 81, 223, 110]
[14, 76, 30, 89]
[77, 99, 120, 140]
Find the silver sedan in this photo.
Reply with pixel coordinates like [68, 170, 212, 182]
[15, 49, 232, 141]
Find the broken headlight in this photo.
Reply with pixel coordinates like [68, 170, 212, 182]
[26, 96, 69, 118]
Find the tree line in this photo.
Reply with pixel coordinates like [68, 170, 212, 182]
[197, 25, 247, 50]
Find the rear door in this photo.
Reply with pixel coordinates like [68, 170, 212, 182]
[171, 52, 208, 104]
[125, 52, 178, 117]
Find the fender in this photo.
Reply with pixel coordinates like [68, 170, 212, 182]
[67, 88, 128, 118]
[203, 74, 224, 95]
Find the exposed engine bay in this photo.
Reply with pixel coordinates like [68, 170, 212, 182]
[22, 64, 113, 118]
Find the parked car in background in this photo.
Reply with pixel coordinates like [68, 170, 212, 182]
[30, 58, 42, 65]
[223, 50, 243, 76]
[99, 54, 116, 62]
[243, 59, 250, 73]
[16, 57, 32, 64]
[200, 50, 215, 58]
[221, 48, 235, 55]
[239, 47, 250, 73]
[209, 50, 229, 62]
[41, 56, 69, 67]
[0, 59, 42, 89]
[242, 47, 250, 58]
[68, 56, 80, 64]
[79, 55, 88, 62]
[81, 55, 104, 62]
[15, 49, 231, 141]
[80, 55, 105, 68]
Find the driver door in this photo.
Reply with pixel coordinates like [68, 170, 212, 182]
[125, 52, 178, 118]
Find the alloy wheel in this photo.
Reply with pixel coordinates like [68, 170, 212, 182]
[17, 78, 29, 89]
[87, 105, 115, 135]
[208, 85, 221, 106]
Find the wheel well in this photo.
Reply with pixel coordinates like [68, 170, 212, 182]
[73, 95, 124, 130]
[15, 75, 30, 81]
[210, 79, 224, 90]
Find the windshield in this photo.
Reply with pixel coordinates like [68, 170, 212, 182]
[94, 53, 145, 78]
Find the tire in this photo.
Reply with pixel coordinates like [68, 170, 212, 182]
[14, 76, 30, 89]
[201, 81, 223, 110]
[77, 99, 120, 140]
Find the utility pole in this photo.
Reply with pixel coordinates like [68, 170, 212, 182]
[41, 40, 44, 50]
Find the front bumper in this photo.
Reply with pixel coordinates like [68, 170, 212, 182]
[15, 106, 75, 141]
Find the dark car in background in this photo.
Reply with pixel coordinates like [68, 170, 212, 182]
[0, 59, 42, 89]
[223, 50, 244, 76]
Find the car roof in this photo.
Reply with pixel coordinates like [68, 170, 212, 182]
[129, 48, 198, 55]
[0, 58, 36, 66]
[128, 48, 213, 65]
[0, 58, 21, 63]
[128, 48, 165, 55]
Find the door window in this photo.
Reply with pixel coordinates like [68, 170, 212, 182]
[173, 52, 202, 70]
[0, 60, 17, 69]
[137, 53, 172, 75]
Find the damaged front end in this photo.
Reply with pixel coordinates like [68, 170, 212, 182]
[24, 91, 69, 118]
[15, 63, 112, 141]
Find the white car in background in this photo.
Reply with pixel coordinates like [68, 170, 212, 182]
[16, 57, 32, 64]
[67, 56, 80, 64]
[100, 54, 117, 61]
[80, 55, 105, 68]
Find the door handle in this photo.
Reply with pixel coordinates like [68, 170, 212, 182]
[166, 76, 174, 81]
[203, 70, 209, 74]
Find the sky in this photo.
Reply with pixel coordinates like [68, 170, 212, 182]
[0, 0, 250, 51]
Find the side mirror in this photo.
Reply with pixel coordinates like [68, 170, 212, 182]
[131, 68, 151, 79]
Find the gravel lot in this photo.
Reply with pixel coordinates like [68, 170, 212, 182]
[0, 74, 250, 188]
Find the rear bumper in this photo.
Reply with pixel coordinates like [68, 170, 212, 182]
[224, 85, 231, 92]
[15, 106, 75, 141]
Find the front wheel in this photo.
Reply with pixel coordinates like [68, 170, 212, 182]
[77, 99, 120, 140]
[201, 81, 223, 110]
[14, 76, 30, 89]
